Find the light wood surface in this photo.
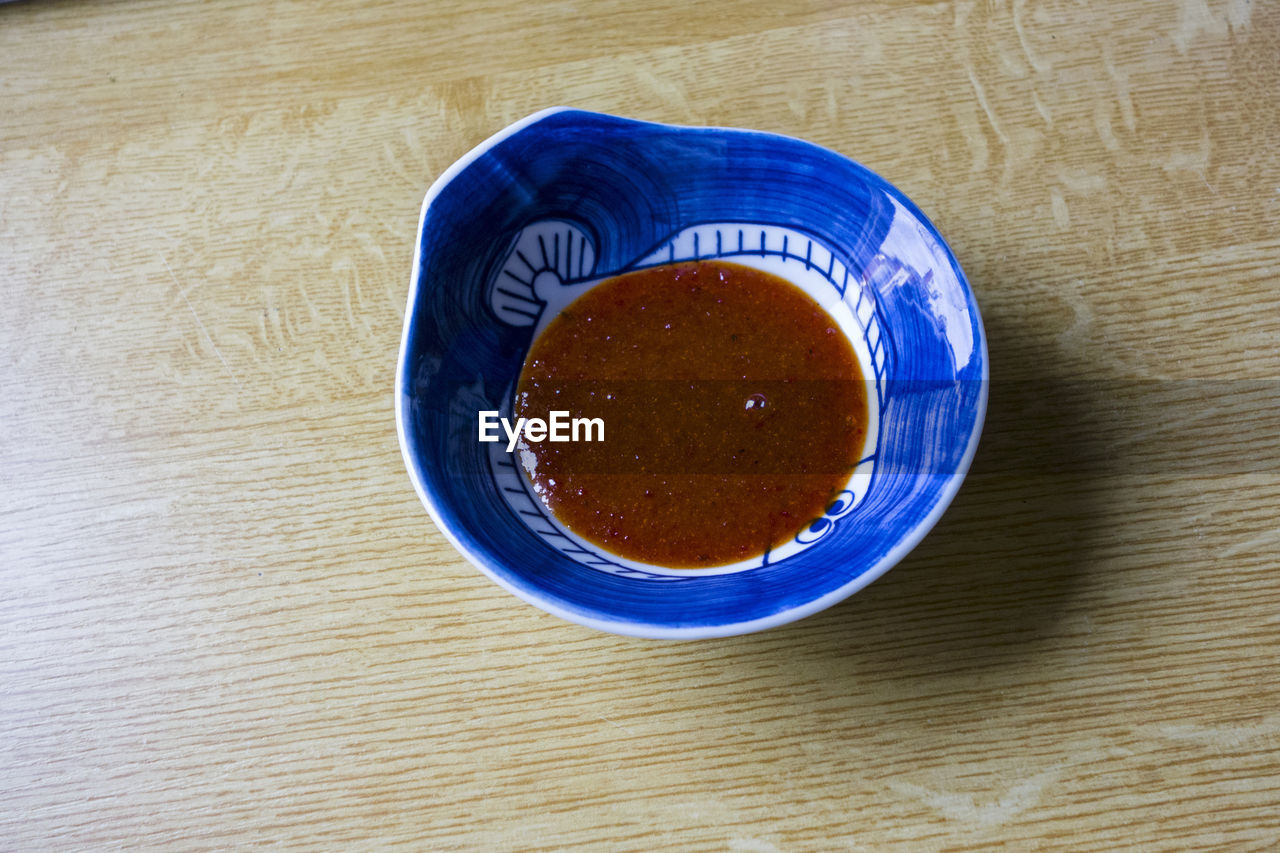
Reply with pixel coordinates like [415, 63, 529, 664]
[3, 1, 1278, 849]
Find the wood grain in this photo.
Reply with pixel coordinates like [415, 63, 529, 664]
[2, 0, 1278, 849]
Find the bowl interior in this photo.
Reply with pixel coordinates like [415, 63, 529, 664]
[396, 109, 987, 638]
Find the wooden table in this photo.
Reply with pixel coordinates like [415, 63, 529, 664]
[4, 1, 1278, 848]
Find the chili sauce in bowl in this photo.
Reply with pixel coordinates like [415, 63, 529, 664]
[396, 109, 987, 638]
[515, 260, 866, 568]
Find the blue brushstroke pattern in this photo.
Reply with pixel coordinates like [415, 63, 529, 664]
[399, 110, 985, 634]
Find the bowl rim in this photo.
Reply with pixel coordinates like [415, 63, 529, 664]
[395, 107, 989, 639]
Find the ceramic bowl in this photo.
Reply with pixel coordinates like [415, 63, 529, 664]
[396, 108, 987, 639]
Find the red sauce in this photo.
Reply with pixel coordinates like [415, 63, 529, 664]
[515, 260, 866, 568]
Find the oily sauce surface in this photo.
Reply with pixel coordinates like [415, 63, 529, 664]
[515, 261, 867, 568]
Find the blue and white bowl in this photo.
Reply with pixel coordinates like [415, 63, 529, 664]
[396, 108, 987, 639]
